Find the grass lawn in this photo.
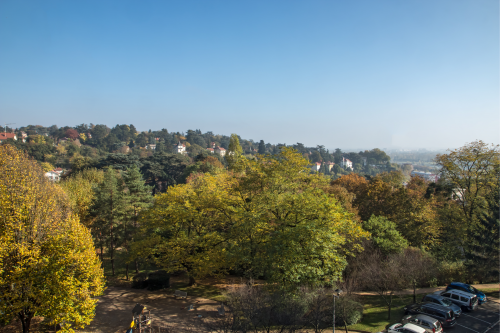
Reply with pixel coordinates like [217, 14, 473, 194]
[347, 294, 422, 333]
[480, 288, 499, 299]
[168, 281, 226, 302]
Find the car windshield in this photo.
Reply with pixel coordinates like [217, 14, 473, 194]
[441, 299, 452, 306]
[468, 286, 475, 293]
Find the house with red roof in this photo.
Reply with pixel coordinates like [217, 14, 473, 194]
[0, 133, 17, 143]
[311, 162, 322, 172]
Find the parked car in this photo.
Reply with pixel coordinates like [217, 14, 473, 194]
[404, 303, 457, 327]
[436, 289, 478, 311]
[386, 323, 427, 333]
[401, 314, 443, 333]
[421, 294, 462, 317]
[446, 282, 487, 304]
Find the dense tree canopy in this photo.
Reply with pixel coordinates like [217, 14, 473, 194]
[136, 148, 368, 286]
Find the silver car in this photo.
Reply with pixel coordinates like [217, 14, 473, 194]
[386, 323, 427, 333]
[401, 314, 443, 333]
[422, 294, 462, 317]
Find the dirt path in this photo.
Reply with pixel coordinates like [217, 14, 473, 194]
[81, 286, 220, 333]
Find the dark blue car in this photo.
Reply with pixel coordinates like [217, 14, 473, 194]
[446, 282, 487, 304]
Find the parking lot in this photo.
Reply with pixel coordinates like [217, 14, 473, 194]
[453, 301, 499, 333]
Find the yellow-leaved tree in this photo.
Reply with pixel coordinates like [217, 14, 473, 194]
[0, 145, 105, 333]
[60, 168, 105, 227]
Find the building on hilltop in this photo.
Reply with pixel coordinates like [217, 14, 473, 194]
[325, 161, 335, 171]
[214, 146, 226, 157]
[0, 133, 17, 143]
[45, 170, 60, 181]
[311, 162, 321, 172]
[341, 157, 353, 169]
[174, 141, 187, 154]
[411, 171, 439, 183]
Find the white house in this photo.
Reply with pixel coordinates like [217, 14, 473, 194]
[325, 161, 335, 171]
[45, 168, 63, 181]
[206, 148, 214, 153]
[174, 141, 187, 154]
[45, 171, 60, 181]
[147, 144, 156, 150]
[341, 157, 353, 169]
[214, 146, 226, 157]
[311, 162, 321, 172]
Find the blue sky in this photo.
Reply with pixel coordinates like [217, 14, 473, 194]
[0, 0, 498, 150]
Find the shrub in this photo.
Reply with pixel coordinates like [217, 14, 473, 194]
[132, 272, 148, 289]
[147, 270, 170, 290]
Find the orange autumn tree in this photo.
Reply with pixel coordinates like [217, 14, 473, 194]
[0, 145, 104, 333]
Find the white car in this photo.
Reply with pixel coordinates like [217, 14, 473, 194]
[385, 323, 427, 333]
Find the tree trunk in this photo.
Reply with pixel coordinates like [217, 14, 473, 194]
[188, 275, 196, 286]
[413, 280, 417, 304]
[110, 231, 115, 276]
[126, 263, 129, 280]
[135, 260, 139, 273]
[388, 302, 392, 320]
[18, 310, 32, 333]
[344, 320, 349, 333]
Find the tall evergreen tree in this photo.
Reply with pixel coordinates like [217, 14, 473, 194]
[258, 140, 266, 154]
[92, 167, 128, 276]
[466, 182, 499, 282]
[122, 165, 153, 277]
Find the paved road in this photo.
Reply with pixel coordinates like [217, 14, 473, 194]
[452, 301, 499, 333]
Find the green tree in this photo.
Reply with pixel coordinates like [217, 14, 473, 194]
[226, 133, 244, 170]
[465, 183, 499, 282]
[258, 140, 266, 154]
[122, 165, 153, 278]
[363, 215, 408, 255]
[435, 140, 499, 232]
[91, 167, 128, 275]
[136, 148, 368, 287]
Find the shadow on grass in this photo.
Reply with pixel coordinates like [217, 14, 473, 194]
[348, 294, 420, 333]
[481, 288, 499, 299]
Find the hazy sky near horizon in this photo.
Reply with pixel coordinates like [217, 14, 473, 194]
[0, 0, 498, 150]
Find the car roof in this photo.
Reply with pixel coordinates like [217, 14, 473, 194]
[424, 294, 439, 300]
[414, 314, 440, 323]
[450, 282, 469, 287]
[404, 323, 427, 333]
[444, 289, 475, 297]
[422, 303, 449, 312]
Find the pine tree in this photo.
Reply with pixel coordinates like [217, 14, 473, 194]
[258, 140, 266, 154]
[466, 185, 499, 282]
[122, 165, 153, 277]
[92, 167, 128, 276]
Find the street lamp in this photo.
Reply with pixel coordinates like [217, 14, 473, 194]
[333, 289, 343, 333]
